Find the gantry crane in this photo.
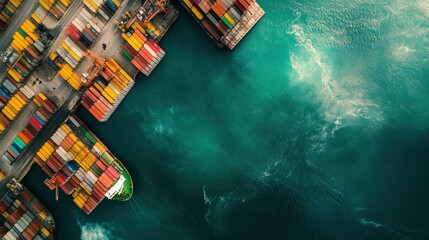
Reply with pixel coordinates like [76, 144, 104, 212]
[115, 0, 168, 32]
[80, 49, 106, 86]
[80, 49, 125, 86]
[44, 177, 60, 201]
[140, 0, 167, 24]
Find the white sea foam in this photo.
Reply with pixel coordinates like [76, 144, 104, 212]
[417, 0, 429, 16]
[289, 21, 383, 130]
[359, 218, 383, 228]
[78, 221, 121, 240]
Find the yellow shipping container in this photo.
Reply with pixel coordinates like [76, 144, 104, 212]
[6, 5, 16, 14]
[80, 161, 90, 171]
[49, 52, 58, 61]
[0, 123, 6, 132]
[183, 0, 193, 9]
[105, 86, 118, 99]
[2, 108, 15, 121]
[39, 93, 47, 101]
[60, 0, 70, 7]
[41, 228, 51, 237]
[191, 7, 203, 20]
[39, 1, 50, 11]
[72, 190, 79, 198]
[224, 13, 235, 25]
[88, 0, 99, 11]
[28, 32, 40, 42]
[132, 22, 145, 34]
[31, 13, 42, 24]
[10, 0, 21, 8]
[15, 95, 26, 106]
[25, 20, 36, 31]
[120, 68, 132, 80]
[8, 99, 20, 112]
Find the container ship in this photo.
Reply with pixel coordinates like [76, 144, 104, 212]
[179, 0, 265, 49]
[33, 115, 133, 214]
[0, 179, 55, 240]
[115, 0, 178, 76]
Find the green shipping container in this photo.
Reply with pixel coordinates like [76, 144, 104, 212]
[221, 16, 233, 28]
[16, 137, 26, 147]
[101, 153, 112, 164]
[15, 137, 26, 149]
[18, 28, 27, 38]
[85, 132, 97, 144]
[91, 165, 102, 176]
[122, 48, 133, 60]
[79, 125, 88, 134]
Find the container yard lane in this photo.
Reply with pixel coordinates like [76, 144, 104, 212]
[0, 96, 75, 198]
[0, 0, 39, 74]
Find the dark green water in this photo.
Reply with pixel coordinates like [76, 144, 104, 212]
[22, 0, 429, 239]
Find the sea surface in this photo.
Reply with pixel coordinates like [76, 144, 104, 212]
[22, 0, 429, 239]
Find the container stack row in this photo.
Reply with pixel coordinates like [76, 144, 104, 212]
[0, 86, 35, 136]
[121, 21, 166, 76]
[56, 37, 85, 70]
[0, 188, 53, 239]
[180, 0, 264, 49]
[34, 115, 124, 214]
[1, 93, 57, 165]
[38, 0, 74, 20]
[0, 0, 24, 33]
[83, 0, 122, 18]
[65, 7, 103, 50]
[97, 0, 122, 21]
[81, 58, 135, 122]
[9, 17, 44, 54]
[0, 80, 20, 107]
[5, 16, 45, 84]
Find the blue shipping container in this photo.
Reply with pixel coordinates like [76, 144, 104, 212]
[34, 113, 45, 125]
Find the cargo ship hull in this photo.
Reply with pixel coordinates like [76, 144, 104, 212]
[34, 115, 133, 214]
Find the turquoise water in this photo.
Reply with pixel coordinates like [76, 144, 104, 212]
[22, 0, 429, 239]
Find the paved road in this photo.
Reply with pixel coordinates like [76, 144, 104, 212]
[0, 0, 39, 74]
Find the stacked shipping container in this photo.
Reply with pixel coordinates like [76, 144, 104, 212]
[57, 63, 82, 90]
[34, 115, 125, 214]
[81, 58, 135, 122]
[0, 0, 24, 33]
[6, 15, 45, 83]
[0, 86, 35, 136]
[180, 0, 265, 49]
[121, 21, 166, 76]
[0, 187, 53, 239]
[39, 0, 74, 20]
[83, 0, 122, 20]
[55, 5, 118, 90]
[1, 93, 57, 165]
[65, 7, 103, 49]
